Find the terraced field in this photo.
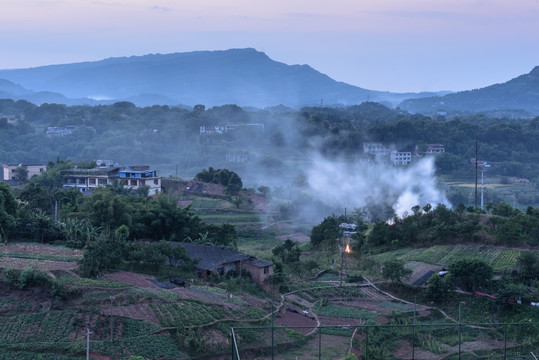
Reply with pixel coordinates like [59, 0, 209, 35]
[373, 245, 526, 271]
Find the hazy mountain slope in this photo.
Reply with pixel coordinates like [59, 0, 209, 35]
[0, 48, 442, 108]
[0, 78, 105, 106]
[399, 66, 539, 114]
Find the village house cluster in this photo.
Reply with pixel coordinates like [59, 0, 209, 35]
[362, 142, 445, 166]
[2, 162, 162, 196]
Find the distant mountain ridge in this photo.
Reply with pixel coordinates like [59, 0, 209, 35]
[399, 66, 539, 115]
[0, 48, 443, 108]
[1, 49, 537, 113]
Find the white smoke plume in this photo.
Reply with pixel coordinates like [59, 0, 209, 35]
[305, 154, 450, 218]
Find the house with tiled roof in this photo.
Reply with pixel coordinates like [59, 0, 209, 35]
[173, 242, 273, 285]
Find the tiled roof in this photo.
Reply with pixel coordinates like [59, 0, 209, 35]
[174, 242, 249, 271]
[245, 256, 273, 268]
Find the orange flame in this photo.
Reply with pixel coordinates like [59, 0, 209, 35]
[345, 243, 351, 254]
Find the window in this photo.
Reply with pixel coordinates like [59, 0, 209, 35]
[264, 267, 269, 274]
[140, 180, 145, 186]
[89, 179, 96, 185]
[39, 168, 44, 173]
[153, 179, 159, 185]
[131, 180, 138, 186]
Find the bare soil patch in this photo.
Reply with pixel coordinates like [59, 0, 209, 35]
[0, 257, 79, 271]
[0, 242, 82, 271]
[245, 192, 269, 213]
[0, 242, 82, 257]
[275, 311, 317, 334]
[109, 303, 159, 324]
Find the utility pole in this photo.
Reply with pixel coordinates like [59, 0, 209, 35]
[86, 328, 92, 360]
[481, 170, 484, 210]
[475, 140, 478, 209]
[412, 296, 416, 359]
[109, 296, 115, 342]
[239, 260, 242, 293]
[340, 249, 344, 287]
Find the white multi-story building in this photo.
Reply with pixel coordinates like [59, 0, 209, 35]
[363, 142, 390, 157]
[119, 166, 161, 195]
[3, 164, 47, 180]
[391, 151, 412, 165]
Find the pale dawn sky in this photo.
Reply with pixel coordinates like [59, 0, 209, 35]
[1, 0, 538, 92]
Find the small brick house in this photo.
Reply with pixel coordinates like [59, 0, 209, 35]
[173, 242, 273, 285]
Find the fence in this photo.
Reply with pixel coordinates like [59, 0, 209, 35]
[231, 321, 539, 360]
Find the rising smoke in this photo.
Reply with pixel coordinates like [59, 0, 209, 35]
[304, 153, 451, 219]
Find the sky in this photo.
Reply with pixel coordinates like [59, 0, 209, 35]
[1, 0, 539, 93]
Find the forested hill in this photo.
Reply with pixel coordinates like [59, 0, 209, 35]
[0, 48, 442, 108]
[399, 66, 539, 115]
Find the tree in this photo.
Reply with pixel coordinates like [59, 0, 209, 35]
[54, 188, 84, 220]
[517, 251, 538, 281]
[382, 259, 412, 285]
[63, 218, 101, 249]
[272, 239, 301, 265]
[310, 215, 341, 250]
[449, 258, 493, 291]
[13, 166, 28, 181]
[203, 223, 238, 249]
[17, 182, 53, 214]
[0, 182, 18, 241]
[491, 202, 514, 217]
[79, 225, 129, 277]
[426, 273, 454, 303]
[497, 281, 528, 306]
[194, 167, 243, 194]
[24, 210, 61, 243]
[435, 152, 464, 174]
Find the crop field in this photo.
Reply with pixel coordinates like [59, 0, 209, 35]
[198, 213, 263, 223]
[373, 245, 452, 264]
[438, 246, 522, 271]
[0, 297, 34, 314]
[373, 245, 525, 271]
[151, 301, 228, 327]
[56, 275, 131, 288]
[0, 307, 186, 359]
[316, 304, 378, 320]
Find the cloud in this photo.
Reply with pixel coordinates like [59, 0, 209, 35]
[151, 5, 171, 12]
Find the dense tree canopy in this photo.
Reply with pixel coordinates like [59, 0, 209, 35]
[449, 258, 493, 291]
